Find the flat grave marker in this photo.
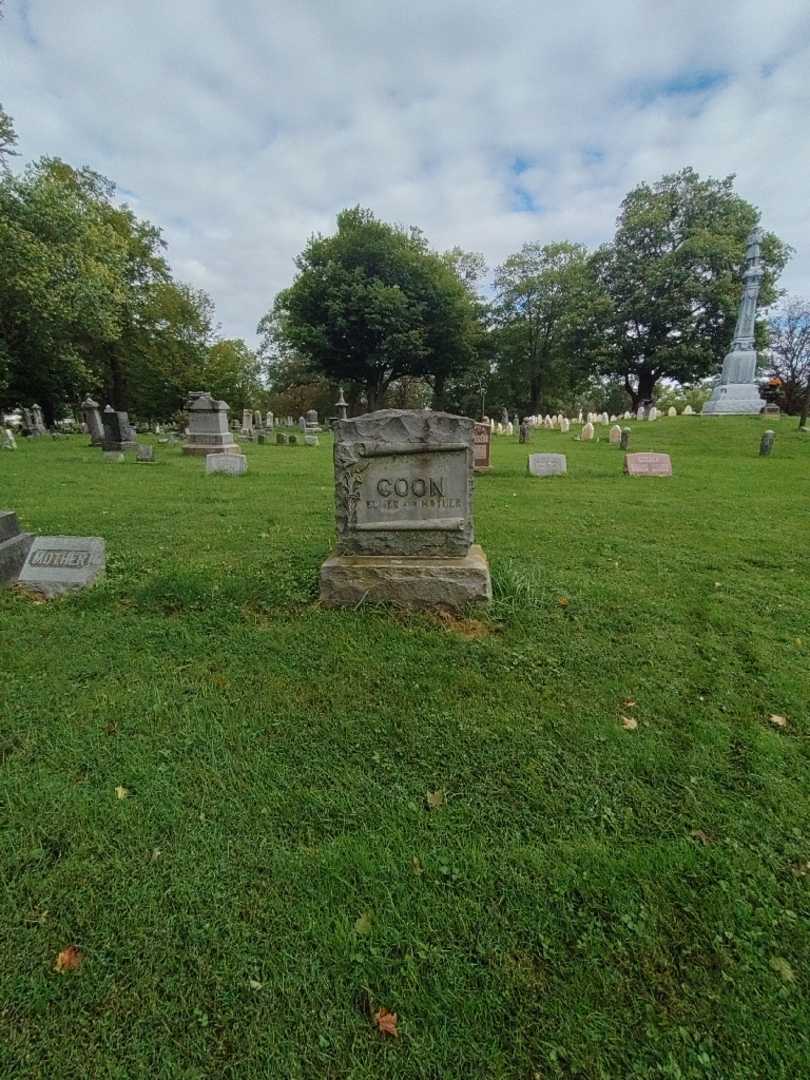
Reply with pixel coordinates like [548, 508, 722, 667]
[17, 536, 105, 598]
[624, 452, 672, 477]
[527, 453, 567, 477]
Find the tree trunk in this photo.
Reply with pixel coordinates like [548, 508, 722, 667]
[42, 399, 57, 428]
[799, 388, 809, 430]
[529, 375, 541, 415]
[365, 381, 380, 412]
[431, 373, 447, 411]
[627, 368, 656, 411]
[110, 353, 129, 412]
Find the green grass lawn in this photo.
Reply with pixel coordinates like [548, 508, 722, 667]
[1, 417, 808, 1079]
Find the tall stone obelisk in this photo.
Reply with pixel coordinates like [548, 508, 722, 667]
[704, 228, 765, 415]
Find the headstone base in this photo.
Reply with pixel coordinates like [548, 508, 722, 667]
[182, 439, 240, 456]
[703, 382, 763, 415]
[319, 544, 492, 610]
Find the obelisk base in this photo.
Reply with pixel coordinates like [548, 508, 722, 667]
[703, 383, 764, 415]
[319, 544, 492, 610]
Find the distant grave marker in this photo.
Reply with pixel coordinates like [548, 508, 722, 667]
[206, 452, 247, 476]
[527, 453, 566, 477]
[624, 452, 672, 477]
[473, 422, 492, 472]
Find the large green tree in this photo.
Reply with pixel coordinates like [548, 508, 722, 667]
[200, 337, 264, 415]
[765, 297, 810, 425]
[264, 207, 481, 411]
[491, 241, 608, 415]
[594, 167, 791, 408]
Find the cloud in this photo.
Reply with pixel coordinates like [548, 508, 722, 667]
[2, 0, 809, 342]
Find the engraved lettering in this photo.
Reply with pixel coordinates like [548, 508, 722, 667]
[412, 478, 426, 497]
[394, 478, 408, 497]
[429, 478, 444, 496]
[377, 478, 392, 497]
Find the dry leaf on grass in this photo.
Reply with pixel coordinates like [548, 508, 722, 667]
[621, 716, 638, 731]
[410, 855, 424, 876]
[768, 714, 788, 729]
[426, 789, 446, 810]
[54, 945, 82, 973]
[690, 830, 713, 845]
[354, 911, 372, 936]
[558, 597, 569, 608]
[623, 699, 637, 708]
[115, 785, 129, 800]
[374, 1007, 399, 1038]
[248, 979, 263, 991]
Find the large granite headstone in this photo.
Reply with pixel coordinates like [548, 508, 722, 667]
[182, 392, 239, 456]
[527, 453, 567, 477]
[320, 409, 491, 608]
[17, 536, 105, 597]
[624, 452, 672, 477]
[82, 397, 104, 446]
[101, 406, 137, 452]
[473, 422, 492, 472]
[0, 511, 33, 585]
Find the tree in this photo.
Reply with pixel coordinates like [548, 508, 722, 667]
[594, 168, 792, 409]
[201, 338, 263, 415]
[491, 241, 608, 415]
[265, 207, 481, 411]
[765, 297, 810, 427]
[0, 105, 18, 171]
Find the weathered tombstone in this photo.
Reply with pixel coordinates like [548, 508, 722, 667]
[501, 407, 509, 425]
[241, 409, 253, 436]
[17, 536, 105, 598]
[609, 424, 622, 445]
[182, 392, 239, 456]
[759, 430, 775, 457]
[320, 409, 491, 609]
[0, 511, 33, 585]
[581, 421, 594, 441]
[287, 415, 294, 428]
[683, 404, 694, 415]
[21, 408, 34, 436]
[636, 406, 646, 421]
[135, 444, 155, 463]
[304, 434, 320, 447]
[276, 432, 289, 445]
[519, 419, 530, 444]
[253, 410, 264, 431]
[298, 416, 307, 432]
[647, 406, 658, 422]
[31, 405, 47, 436]
[103, 451, 125, 463]
[624, 452, 672, 477]
[473, 421, 492, 472]
[506, 421, 514, 436]
[560, 418, 570, 433]
[2, 428, 17, 451]
[266, 411, 274, 430]
[620, 428, 631, 451]
[763, 403, 781, 417]
[667, 406, 677, 417]
[305, 408, 321, 434]
[101, 406, 137, 452]
[206, 452, 247, 476]
[288, 433, 298, 445]
[82, 397, 104, 446]
[527, 453, 567, 477]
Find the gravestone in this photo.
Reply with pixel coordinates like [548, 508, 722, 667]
[0, 511, 33, 585]
[620, 428, 631, 451]
[182, 392, 239, 456]
[560, 418, 570, 433]
[253, 410, 264, 431]
[288, 434, 298, 445]
[473, 421, 491, 472]
[320, 409, 491, 608]
[647, 406, 658, 421]
[103, 452, 125, 463]
[609, 424, 622, 445]
[305, 409, 321, 434]
[624, 452, 672, 477]
[298, 416, 307, 432]
[3, 428, 17, 450]
[304, 434, 319, 447]
[527, 453, 566, 477]
[276, 432, 289, 445]
[763, 403, 781, 417]
[82, 397, 104, 446]
[335, 388, 349, 422]
[581, 421, 594, 441]
[518, 419, 530, 444]
[31, 405, 47, 436]
[257, 433, 267, 444]
[683, 404, 694, 415]
[241, 409, 253, 436]
[759, 430, 775, 457]
[206, 452, 247, 476]
[101, 406, 137, 452]
[667, 406, 677, 417]
[266, 411, 274, 430]
[136, 444, 155, 463]
[17, 535, 105, 597]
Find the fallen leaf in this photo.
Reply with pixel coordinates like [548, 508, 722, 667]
[410, 855, 424, 876]
[621, 716, 638, 731]
[623, 699, 637, 708]
[54, 945, 82, 973]
[248, 979, 263, 991]
[374, 1007, 399, 1038]
[426, 789, 446, 810]
[690, 830, 713, 845]
[115, 785, 129, 800]
[790, 861, 810, 878]
[354, 911, 372, 936]
[558, 597, 569, 608]
[768, 714, 788, 729]
[769, 956, 795, 982]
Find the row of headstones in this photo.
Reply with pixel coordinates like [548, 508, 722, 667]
[527, 452, 673, 476]
[237, 409, 321, 437]
[484, 404, 695, 437]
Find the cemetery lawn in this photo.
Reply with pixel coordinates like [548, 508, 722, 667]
[2, 418, 809, 1080]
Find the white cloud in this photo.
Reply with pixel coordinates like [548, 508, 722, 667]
[2, 0, 809, 341]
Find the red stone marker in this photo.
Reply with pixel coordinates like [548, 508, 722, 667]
[473, 422, 492, 472]
[624, 452, 672, 477]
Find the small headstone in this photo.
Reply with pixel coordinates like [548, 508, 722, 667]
[304, 434, 319, 447]
[527, 453, 567, 477]
[682, 404, 694, 415]
[518, 419, 530, 444]
[763, 403, 780, 417]
[17, 535, 105, 598]
[276, 432, 289, 445]
[647, 406, 658, 422]
[206, 453, 247, 475]
[101, 406, 137, 452]
[473, 422, 492, 471]
[2, 428, 17, 450]
[266, 411, 274, 429]
[620, 428, 631, 451]
[581, 422, 594, 441]
[288, 434, 298, 445]
[257, 433, 267, 444]
[505, 421, 514, 436]
[241, 409, 253, 435]
[81, 397, 104, 446]
[667, 406, 677, 417]
[759, 430, 775, 457]
[609, 424, 622, 445]
[560, 418, 570, 433]
[0, 511, 33, 585]
[624, 452, 672, 477]
[103, 451, 125, 463]
[135, 444, 154, 463]
[298, 416, 307, 432]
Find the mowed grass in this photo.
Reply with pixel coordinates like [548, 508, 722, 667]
[1, 417, 808, 1079]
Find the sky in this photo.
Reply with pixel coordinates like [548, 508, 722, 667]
[2, 0, 810, 344]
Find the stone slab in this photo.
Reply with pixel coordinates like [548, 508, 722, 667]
[319, 544, 492, 610]
[103, 452, 125, 463]
[206, 452, 247, 476]
[17, 536, 105, 597]
[624, 452, 672, 477]
[0, 512, 33, 585]
[527, 453, 567, 477]
[473, 422, 492, 471]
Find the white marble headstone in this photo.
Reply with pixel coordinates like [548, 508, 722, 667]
[206, 453, 247, 476]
